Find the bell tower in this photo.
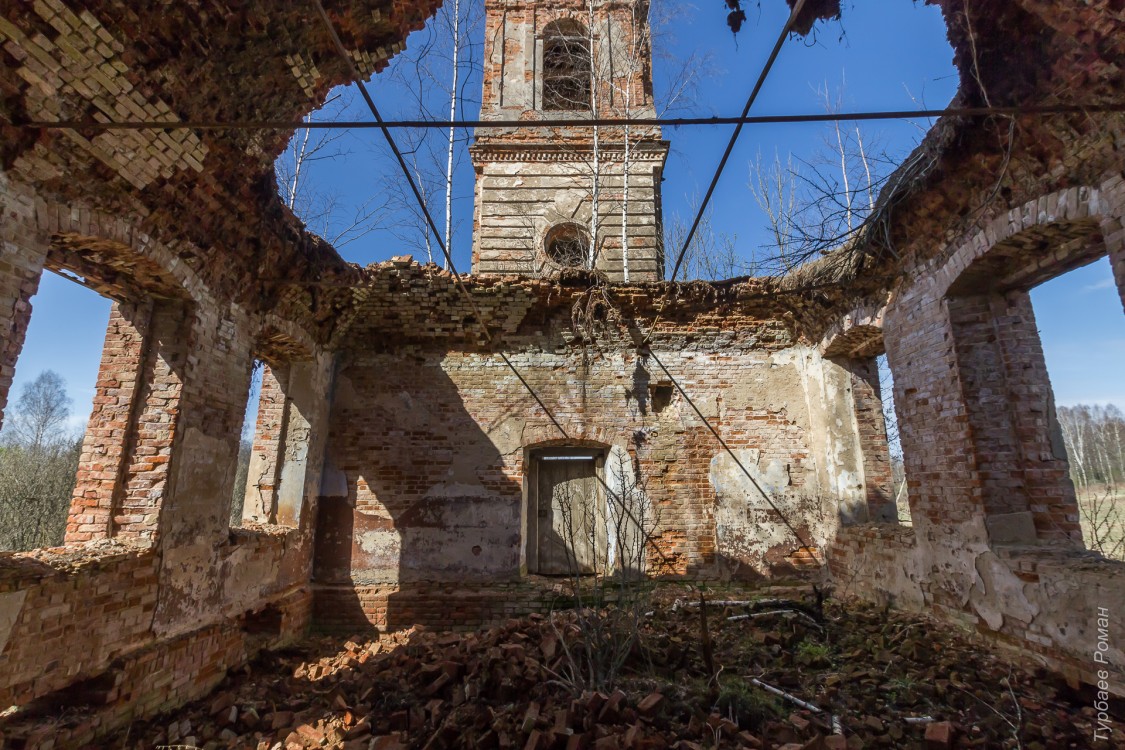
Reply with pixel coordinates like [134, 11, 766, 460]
[470, 0, 669, 281]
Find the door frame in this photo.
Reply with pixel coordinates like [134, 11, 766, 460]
[525, 446, 607, 575]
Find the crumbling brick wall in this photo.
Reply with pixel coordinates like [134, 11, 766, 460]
[312, 268, 893, 631]
[813, 138, 1125, 699]
[1, 3, 1123, 745]
[0, 0, 442, 739]
[68, 299, 189, 542]
[763, 0, 1125, 698]
[0, 186, 333, 744]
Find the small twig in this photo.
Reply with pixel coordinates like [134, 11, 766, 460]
[751, 678, 844, 735]
[904, 716, 936, 725]
[421, 711, 453, 750]
[728, 609, 799, 620]
[727, 609, 824, 631]
[674, 598, 791, 610]
[887, 621, 921, 646]
[699, 593, 718, 694]
[954, 684, 1019, 733]
[1004, 670, 1024, 750]
[750, 677, 826, 714]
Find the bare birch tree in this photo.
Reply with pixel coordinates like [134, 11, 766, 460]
[742, 79, 901, 277]
[1054, 404, 1123, 559]
[276, 91, 390, 249]
[4, 370, 70, 450]
[0, 371, 81, 551]
[378, 0, 483, 265]
[748, 151, 799, 274]
[664, 195, 750, 280]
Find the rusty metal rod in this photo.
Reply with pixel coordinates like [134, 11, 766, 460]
[15, 103, 1125, 132]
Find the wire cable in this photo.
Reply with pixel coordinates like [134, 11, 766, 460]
[19, 104, 1124, 133]
[667, 0, 807, 283]
[647, 349, 814, 553]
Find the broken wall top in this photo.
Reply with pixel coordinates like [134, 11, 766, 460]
[781, 0, 1125, 339]
[297, 263, 806, 352]
[0, 0, 440, 308]
[3, 0, 1122, 348]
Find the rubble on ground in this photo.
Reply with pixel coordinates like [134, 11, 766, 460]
[96, 592, 1114, 750]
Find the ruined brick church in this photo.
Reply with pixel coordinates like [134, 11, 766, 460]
[0, 0, 1122, 745]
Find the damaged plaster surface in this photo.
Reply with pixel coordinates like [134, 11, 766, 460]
[317, 329, 878, 594]
[0, 0, 1124, 746]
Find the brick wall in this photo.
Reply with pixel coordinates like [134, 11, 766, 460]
[0, 0, 1122, 736]
[0, 183, 333, 745]
[68, 302, 151, 541]
[115, 301, 190, 540]
[313, 580, 805, 636]
[843, 358, 896, 523]
[0, 176, 47, 432]
[1111, 218, 1125, 313]
[823, 181, 1125, 695]
[313, 581, 564, 634]
[470, 147, 668, 280]
[0, 571, 311, 749]
[67, 300, 190, 543]
[314, 312, 890, 628]
[945, 290, 1080, 542]
[0, 547, 159, 709]
[0, 533, 315, 745]
[471, 0, 667, 281]
[242, 363, 289, 524]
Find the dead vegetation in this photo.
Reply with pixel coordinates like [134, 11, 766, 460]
[86, 589, 1117, 750]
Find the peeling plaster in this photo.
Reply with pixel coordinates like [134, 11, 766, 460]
[969, 551, 1041, 630]
[710, 448, 817, 569]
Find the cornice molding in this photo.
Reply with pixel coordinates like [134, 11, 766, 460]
[470, 141, 670, 163]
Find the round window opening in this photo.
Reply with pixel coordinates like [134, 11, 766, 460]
[545, 223, 590, 268]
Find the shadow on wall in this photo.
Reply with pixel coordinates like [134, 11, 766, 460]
[309, 350, 833, 634]
[312, 355, 523, 632]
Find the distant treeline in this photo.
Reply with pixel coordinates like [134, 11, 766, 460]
[1058, 404, 1125, 490]
[0, 371, 81, 551]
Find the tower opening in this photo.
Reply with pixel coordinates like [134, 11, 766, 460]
[542, 19, 591, 111]
[545, 223, 591, 268]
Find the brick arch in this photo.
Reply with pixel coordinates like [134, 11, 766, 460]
[520, 421, 615, 451]
[820, 302, 886, 359]
[943, 185, 1119, 299]
[934, 186, 1121, 546]
[255, 316, 316, 366]
[0, 195, 206, 430]
[42, 200, 207, 304]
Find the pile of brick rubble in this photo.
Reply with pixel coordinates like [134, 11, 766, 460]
[94, 592, 1114, 750]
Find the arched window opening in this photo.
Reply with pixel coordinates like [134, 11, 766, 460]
[232, 351, 314, 531]
[878, 354, 910, 525]
[0, 271, 111, 551]
[1029, 256, 1124, 559]
[543, 20, 591, 111]
[545, 223, 590, 268]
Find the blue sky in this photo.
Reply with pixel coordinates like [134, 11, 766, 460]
[6, 1, 1125, 435]
[1030, 257, 1125, 407]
